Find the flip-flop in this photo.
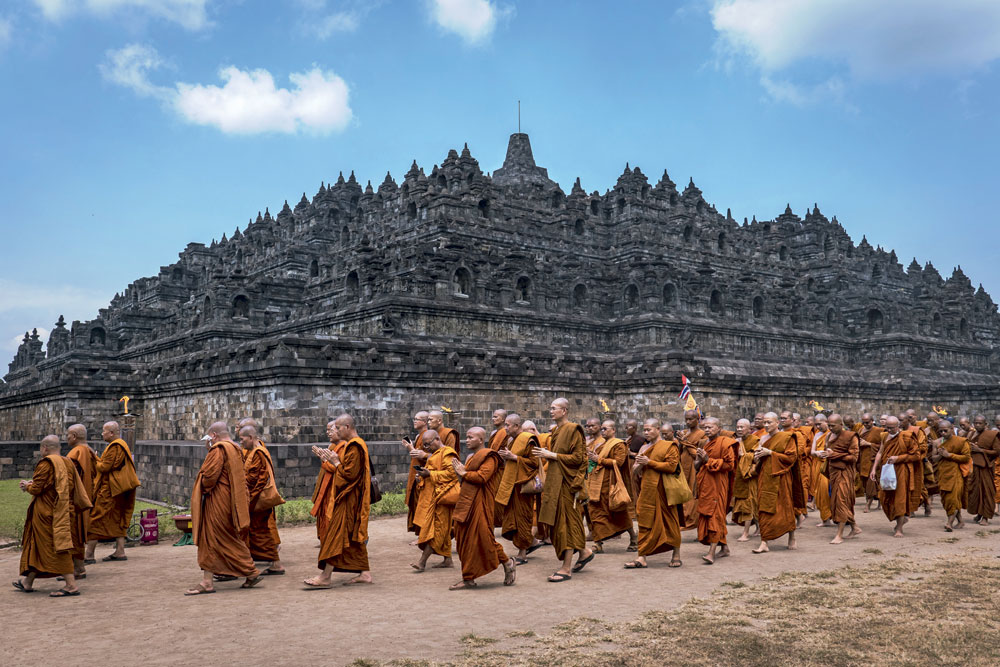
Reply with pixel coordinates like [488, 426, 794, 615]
[11, 580, 34, 593]
[57, 574, 87, 581]
[572, 552, 596, 573]
[449, 580, 478, 590]
[302, 581, 333, 589]
[260, 569, 285, 576]
[213, 574, 238, 582]
[626, 544, 638, 552]
[702, 556, 715, 565]
[50, 589, 80, 597]
[514, 557, 529, 565]
[241, 576, 263, 589]
[184, 584, 216, 595]
[525, 542, 545, 555]
[101, 554, 127, 562]
[668, 560, 682, 568]
[547, 572, 572, 582]
[83, 559, 96, 565]
[623, 561, 647, 569]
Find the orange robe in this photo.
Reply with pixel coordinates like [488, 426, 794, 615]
[810, 430, 832, 522]
[784, 428, 809, 517]
[696, 435, 735, 545]
[88, 438, 140, 540]
[495, 432, 540, 551]
[756, 431, 804, 541]
[825, 430, 858, 524]
[191, 440, 257, 577]
[587, 437, 632, 543]
[967, 429, 1000, 519]
[732, 434, 760, 525]
[404, 428, 427, 534]
[317, 437, 372, 573]
[413, 446, 459, 557]
[678, 427, 705, 530]
[244, 442, 282, 562]
[937, 435, 971, 515]
[634, 439, 682, 558]
[876, 431, 920, 521]
[489, 427, 510, 528]
[857, 426, 885, 500]
[538, 421, 588, 558]
[20, 455, 89, 578]
[534, 432, 552, 542]
[67, 444, 97, 559]
[797, 426, 815, 501]
[906, 425, 929, 507]
[453, 448, 508, 581]
[310, 440, 344, 540]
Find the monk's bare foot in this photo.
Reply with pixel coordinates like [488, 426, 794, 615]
[410, 563, 425, 572]
[751, 543, 769, 554]
[503, 559, 516, 586]
[702, 554, 714, 565]
[787, 537, 798, 550]
[344, 572, 372, 585]
[737, 534, 750, 542]
[408, 539, 419, 547]
[303, 577, 331, 587]
[718, 546, 730, 558]
[924, 506, 932, 516]
[893, 530, 904, 538]
[848, 527, 862, 538]
[449, 579, 477, 590]
[432, 558, 453, 568]
[830, 535, 844, 544]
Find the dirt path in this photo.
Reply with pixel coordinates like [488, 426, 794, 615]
[2, 504, 999, 666]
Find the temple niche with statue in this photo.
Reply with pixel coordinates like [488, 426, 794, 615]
[2, 132, 998, 493]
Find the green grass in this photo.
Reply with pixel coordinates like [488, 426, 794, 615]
[0, 480, 406, 543]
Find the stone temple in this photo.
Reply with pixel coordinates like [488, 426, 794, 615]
[3, 132, 999, 456]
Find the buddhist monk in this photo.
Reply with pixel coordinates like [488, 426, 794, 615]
[65, 424, 97, 578]
[310, 420, 344, 542]
[624, 419, 645, 460]
[532, 421, 554, 547]
[585, 420, 635, 553]
[624, 418, 682, 569]
[809, 415, 834, 527]
[779, 410, 809, 526]
[185, 422, 260, 595]
[85, 421, 140, 563]
[488, 409, 509, 450]
[869, 417, 920, 537]
[995, 415, 1000, 511]
[449, 427, 515, 589]
[677, 410, 705, 531]
[402, 410, 430, 536]
[533, 397, 594, 582]
[824, 415, 861, 544]
[429, 410, 460, 457]
[904, 411, 932, 516]
[857, 414, 885, 512]
[966, 416, 999, 525]
[496, 413, 543, 561]
[752, 413, 766, 439]
[696, 418, 735, 564]
[752, 412, 803, 553]
[14, 435, 90, 596]
[238, 424, 284, 575]
[306, 414, 373, 587]
[932, 420, 971, 532]
[732, 419, 760, 542]
[411, 429, 459, 571]
[958, 416, 973, 438]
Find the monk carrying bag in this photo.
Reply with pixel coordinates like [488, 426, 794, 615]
[521, 465, 546, 495]
[879, 463, 897, 491]
[609, 464, 631, 512]
[661, 466, 693, 506]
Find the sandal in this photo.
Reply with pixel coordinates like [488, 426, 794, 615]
[184, 583, 216, 595]
[572, 551, 596, 573]
[623, 561, 647, 569]
[12, 580, 34, 593]
[668, 560, 682, 568]
[547, 572, 572, 582]
[101, 554, 127, 562]
[241, 576, 263, 589]
[514, 557, 529, 565]
[449, 579, 478, 590]
[626, 543, 638, 552]
[525, 542, 545, 555]
[213, 574, 238, 582]
[302, 579, 333, 589]
[260, 568, 285, 576]
[50, 589, 81, 597]
[83, 559, 96, 565]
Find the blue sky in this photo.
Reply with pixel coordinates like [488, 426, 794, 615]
[1, 0, 999, 356]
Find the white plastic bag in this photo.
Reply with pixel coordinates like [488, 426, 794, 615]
[879, 463, 897, 490]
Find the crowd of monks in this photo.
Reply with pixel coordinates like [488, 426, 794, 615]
[14, 402, 1000, 596]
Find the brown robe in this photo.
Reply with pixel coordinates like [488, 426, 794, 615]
[784, 428, 809, 517]
[453, 447, 508, 580]
[538, 421, 588, 559]
[489, 427, 510, 527]
[244, 442, 282, 562]
[796, 426, 814, 501]
[696, 435, 735, 545]
[404, 427, 427, 534]
[310, 440, 344, 540]
[876, 431, 920, 521]
[495, 432, 540, 550]
[67, 444, 97, 559]
[967, 429, 1000, 519]
[756, 431, 804, 541]
[88, 438, 140, 540]
[20, 456, 90, 578]
[586, 437, 632, 543]
[825, 430, 859, 524]
[317, 437, 372, 573]
[678, 427, 705, 530]
[533, 432, 552, 543]
[438, 426, 460, 458]
[906, 425, 930, 507]
[413, 446, 459, 557]
[857, 426, 885, 500]
[937, 435, 971, 515]
[732, 434, 760, 525]
[810, 430, 832, 522]
[634, 439, 682, 558]
[191, 440, 258, 577]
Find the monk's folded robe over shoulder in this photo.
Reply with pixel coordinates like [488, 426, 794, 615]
[538, 421, 588, 558]
[635, 439, 682, 558]
[825, 430, 859, 524]
[937, 435, 971, 515]
[967, 428, 1000, 520]
[587, 436, 632, 543]
[495, 432, 540, 551]
[732, 434, 760, 525]
[404, 427, 428, 534]
[413, 445, 459, 557]
[678, 426, 705, 530]
[310, 440, 344, 540]
[757, 431, 804, 541]
[697, 435, 735, 545]
[192, 439, 257, 577]
[244, 442, 283, 562]
[88, 438, 140, 541]
[67, 443, 97, 559]
[878, 430, 921, 521]
[317, 436, 372, 573]
[454, 447, 508, 581]
[20, 455, 91, 578]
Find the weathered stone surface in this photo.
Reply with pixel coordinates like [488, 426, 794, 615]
[1, 133, 998, 445]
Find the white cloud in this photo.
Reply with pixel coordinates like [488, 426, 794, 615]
[32, 0, 211, 30]
[711, 0, 1000, 79]
[0, 17, 12, 48]
[101, 44, 353, 135]
[0, 279, 113, 355]
[310, 11, 361, 37]
[430, 0, 509, 45]
[7, 328, 49, 355]
[760, 75, 851, 109]
[295, 0, 380, 40]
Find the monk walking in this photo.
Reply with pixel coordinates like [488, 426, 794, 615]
[65, 424, 97, 578]
[752, 412, 802, 553]
[429, 410, 460, 457]
[696, 418, 735, 564]
[85, 421, 140, 563]
[870, 416, 920, 537]
[732, 419, 760, 542]
[967, 415, 1000, 525]
[186, 422, 260, 594]
[933, 420, 971, 532]
[306, 414, 373, 587]
[238, 424, 285, 575]
[857, 414, 885, 512]
[496, 413, 543, 562]
[402, 410, 430, 535]
[13, 435, 91, 596]
[677, 410, 705, 531]
[488, 409, 508, 450]
[824, 415, 861, 543]
[779, 411, 809, 526]
[624, 418, 683, 569]
[533, 397, 594, 582]
[449, 427, 516, 589]
[586, 420, 635, 553]
[809, 415, 834, 527]
[411, 429, 459, 571]
[310, 420, 344, 542]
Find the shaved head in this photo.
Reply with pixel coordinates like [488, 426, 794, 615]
[553, 398, 569, 410]
[522, 420, 538, 434]
[103, 421, 120, 436]
[208, 421, 230, 437]
[644, 418, 661, 429]
[238, 417, 259, 430]
[336, 413, 356, 428]
[239, 424, 257, 438]
[40, 434, 60, 453]
[68, 424, 86, 439]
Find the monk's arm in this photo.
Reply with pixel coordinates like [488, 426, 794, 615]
[950, 442, 971, 463]
[704, 442, 735, 472]
[95, 443, 125, 473]
[462, 455, 498, 485]
[896, 438, 922, 463]
[333, 445, 364, 491]
[599, 442, 627, 468]
[245, 452, 270, 504]
[428, 455, 459, 485]
[199, 447, 226, 491]
[646, 445, 680, 474]
[26, 460, 54, 495]
[554, 432, 586, 467]
[321, 460, 339, 474]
